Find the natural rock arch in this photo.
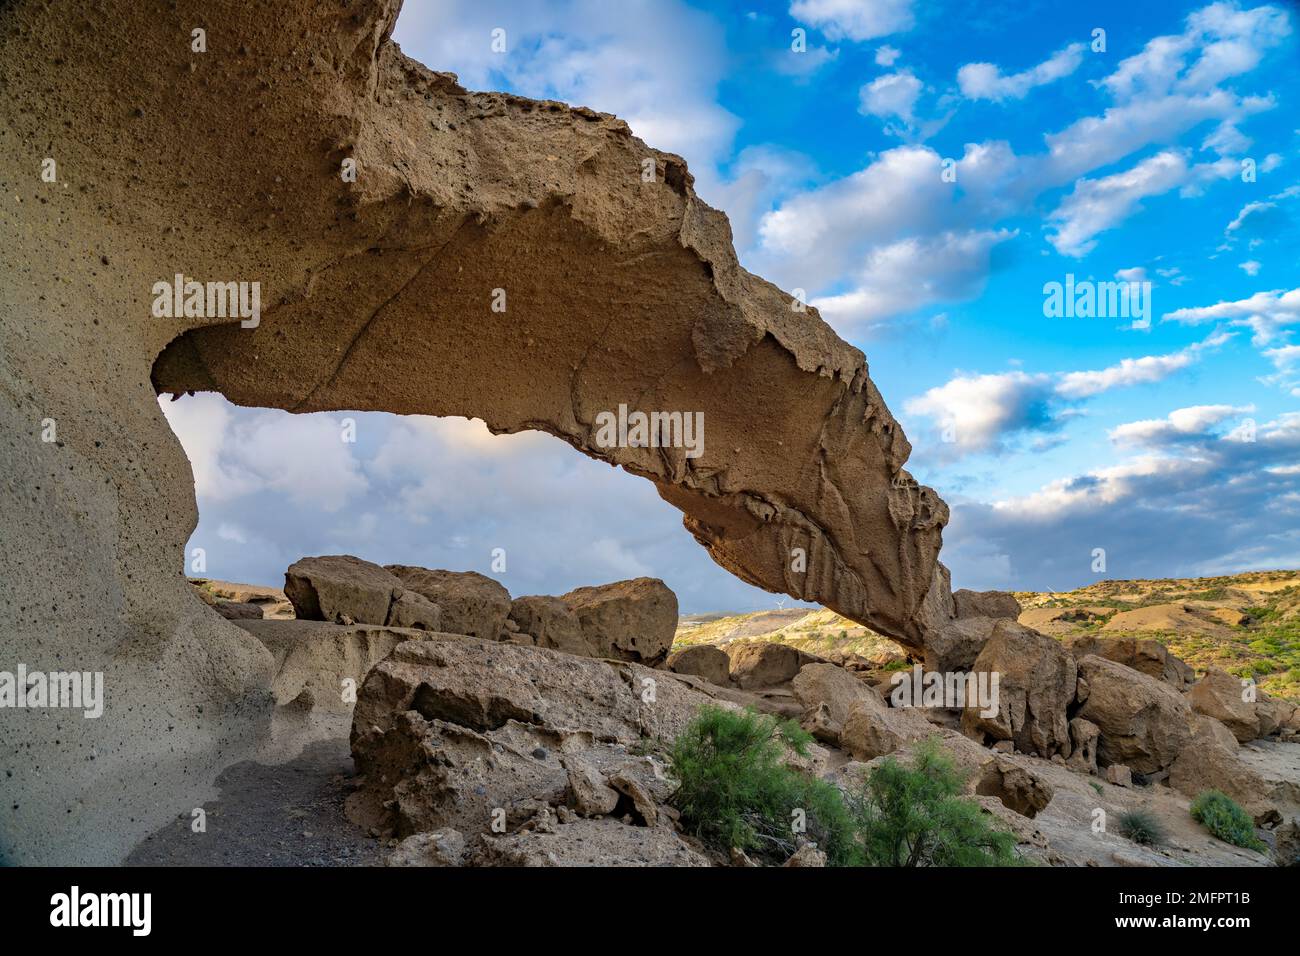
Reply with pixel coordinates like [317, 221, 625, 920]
[0, 0, 948, 864]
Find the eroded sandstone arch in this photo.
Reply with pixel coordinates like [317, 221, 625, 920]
[0, 0, 948, 863]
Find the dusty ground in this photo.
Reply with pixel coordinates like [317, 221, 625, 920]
[126, 740, 383, 867]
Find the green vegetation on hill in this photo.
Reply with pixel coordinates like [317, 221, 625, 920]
[1018, 573, 1300, 700]
[673, 571, 1300, 701]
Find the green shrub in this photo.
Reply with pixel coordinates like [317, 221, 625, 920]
[667, 705, 859, 865]
[668, 707, 1021, 867]
[845, 738, 1021, 867]
[1190, 791, 1265, 851]
[1116, 808, 1166, 846]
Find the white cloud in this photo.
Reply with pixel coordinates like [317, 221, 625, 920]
[159, 393, 254, 502]
[811, 228, 1014, 332]
[1227, 200, 1277, 233]
[941, 410, 1300, 589]
[160, 394, 368, 513]
[1108, 404, 1254, 445]
[755, 3, 1290, 332]
[957, 43, 1085, 102]
[775, 44, 840, 77]
[1264, 343, 1300, 370]
[874, 44, 901, 66]
[1046, 150, 1238, 257]
[1055, 333, 1229, 399]
[790, 0, 915, 41]
[858, 69, 922, 125]
[906, 334, 1230, 453]
[1163, 287, 1300, 344]
[905, 371, 1057, 455]
[1056, 352, 1198, 399]
[1102, 2, 1291, 100]
[1240, 259, 1262, 275]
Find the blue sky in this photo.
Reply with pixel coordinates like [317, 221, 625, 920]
[165, 0, 1300, 611]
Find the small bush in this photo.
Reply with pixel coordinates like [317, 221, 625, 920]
[1190, 791, 1265, 851]
[668, 707, 1021, 867]
[1116, 808, 1166, 846]
[846, 738, 1021, 867]
[668, 705, 858, 865]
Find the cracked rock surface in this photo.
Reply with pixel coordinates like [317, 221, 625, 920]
[0, 0, 946, 864]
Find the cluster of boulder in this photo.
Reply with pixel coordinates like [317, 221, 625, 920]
[203, 563, 1299, 865]
[278, 554, 678, 664]
[917, 590, 1300, 823]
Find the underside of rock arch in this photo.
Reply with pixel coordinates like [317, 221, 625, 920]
[0, 0, 949, 863]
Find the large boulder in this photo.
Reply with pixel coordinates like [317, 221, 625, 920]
[386, 566, 510, 640]
[924, 616, 996, 673]
[508, 595, 588, 656]
[1066, 717, 1100, 774]
[822, 668, 934, 761]
[726, 641, 805, 689]
[666, 644, 731, 687]
[840, 701, 935, 762]
[235, 619, 434, 717]
[1065, 634, 1193, 688]
[960, 621, 1076, 758]
[953, 589, 1021, 621]
[284, 555, 405, 626]
[385, 589, 443, 631]
[1193, 714, 1240, 751]
[347, 636, 716, 838]
[975, 755, 1054, 818]
[1168, 738, 1279, 824]
[559, 578, 678, 665]
[213, 600, 264, 621]
[1188, 668, 1260, 743]
[1256, 696, 1291, 738]
[1075, 656, 1195, 774]
[792, 663, 877, 732]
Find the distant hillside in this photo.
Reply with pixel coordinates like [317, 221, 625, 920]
[1016, 570, 1300, 699]
[674, 570, 1300, 699]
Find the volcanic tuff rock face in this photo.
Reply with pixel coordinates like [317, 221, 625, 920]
[0, 0, 947, 864]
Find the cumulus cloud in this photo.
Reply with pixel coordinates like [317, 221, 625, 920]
[1163, 286, 1300, 344]
[790, 0, 915, 41]
[1046, 150, 1237, 257]
[957, 43, 1085, 102]
[752, 142, 1023, 312]
[753, 3, 1290, 333]
[875, 44, 901, 66]
[1055, 332, 1231, 398]
[905, 371, 1058, 456]
[858, 69, 922, 125]
[1108, 404, 1255, 445]
[942, 410, 1300, 590]
[906, 334, 1231, 453]
[164, 400, 794, 613]
[161, 394, 367, 510]
[811, 228, 1014, 332]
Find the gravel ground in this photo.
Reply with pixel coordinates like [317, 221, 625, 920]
[126, 740, 386, 867]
